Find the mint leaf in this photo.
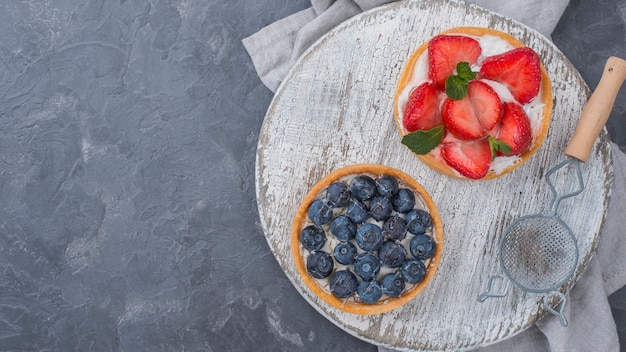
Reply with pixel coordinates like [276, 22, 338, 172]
[445, 75, 468, 100]
[488, 136, 513, 159]
[456, 62, 477, 81]
[401, 126, 444, 155]
[445, 62, 477, 100]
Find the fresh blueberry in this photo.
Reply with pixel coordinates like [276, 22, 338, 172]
[406, 208, 433, 235]
[307, 199, 334, 225]
[391, 188, 416, 213]
[378, 241, 407, 268]
[409, 234, 436, 260]
[329, 215, 356, 241]
[306, 251, 334, 279]
[369, 196, 393, 221]
[326, 181, 351, 207]
[349, 175, 377, 201]
[401, 259, 426, 284]
[333, 241, 357, 265]
[299, 225, 326, 251]
[356, 223, 384, 251]
[346, 199, 369, 224]
[376, 175, 399, 198]
[382, 215, 407, 241]
[357, 280, 383, 304]
[353, 252, 381, 281]
[381, 273, 405, 298]
[329, 270, 358, 298]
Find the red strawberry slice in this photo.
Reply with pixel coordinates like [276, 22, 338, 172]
[441, 137, 492, 179]
[402, 82, 442, 132]
[479, 47, 541, 104]
[428, 35, 482, 89]
[442, 80, 502, 140]
[489, 102, 532, 156]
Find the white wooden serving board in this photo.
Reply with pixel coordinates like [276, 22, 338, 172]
[255, 0, 613, 350]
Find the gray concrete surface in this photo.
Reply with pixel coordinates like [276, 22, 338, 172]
[0, 0, 623, 351]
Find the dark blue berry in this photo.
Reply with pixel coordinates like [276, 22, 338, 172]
[410, 234, 435, 260]
[401, 259, 426, 284]
[376, 175, 399, 198]
[299, 225, 326, 251]
[329, 215, 356, 241]
[381, 273, 405, 298]
[382, 215, 407, 241]
[326, 182, 351, 207]
[353, 252, 381, 281]
[346, 199, 369, 224]
[307, 199, 334, 225]
[349, 175, 377, 201]
[356, 223, 384, 251]
[391, 188, 415, 213]
[333, 241, 357, 265]
[369, 196, 393, 221]
[329, 270, 358, 298]
[357, 280, 383, 304]
[306, 251, 334, 279]
[406, 208, 432, 235]
[378, 241, 407, 268]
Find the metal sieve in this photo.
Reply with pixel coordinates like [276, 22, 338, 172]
[500, 157, 583, 294]
[478, 56, 626, 327]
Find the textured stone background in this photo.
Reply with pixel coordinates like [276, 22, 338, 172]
[0, 0, 623, 351]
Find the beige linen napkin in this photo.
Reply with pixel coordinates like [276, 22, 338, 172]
[243, 1, 626, 351]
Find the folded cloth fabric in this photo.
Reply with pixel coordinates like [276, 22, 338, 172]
[242, 0, 569, 93]
[243, 1, 626, 351]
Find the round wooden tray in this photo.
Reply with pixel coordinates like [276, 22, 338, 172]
[255, 0, 613, 350]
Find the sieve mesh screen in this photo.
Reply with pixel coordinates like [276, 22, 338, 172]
[500, 215, 578, 292]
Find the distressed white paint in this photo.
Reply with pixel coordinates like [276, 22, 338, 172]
[255, 0, 613, 351]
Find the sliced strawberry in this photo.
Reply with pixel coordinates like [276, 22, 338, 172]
[489, 102, 532, 156]
[442, 81, 502, 140]
[441, 137, 492, 179]
[442, 98, 483, 140]
[428, 35, 482, 89]
[403, 82, 443, 132]
[479, 47, 541, 104]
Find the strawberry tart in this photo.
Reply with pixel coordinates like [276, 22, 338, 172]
[394, 27, 553, 180]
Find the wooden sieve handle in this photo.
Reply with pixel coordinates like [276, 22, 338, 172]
[564, 56, 626, 162]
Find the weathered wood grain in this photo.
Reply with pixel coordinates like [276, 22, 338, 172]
[255, 0, 613, 350]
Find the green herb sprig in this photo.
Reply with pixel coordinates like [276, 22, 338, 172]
[445, 62, 477, 100]
[401, 126, 444, 155]
[488, 136, 513, 159]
